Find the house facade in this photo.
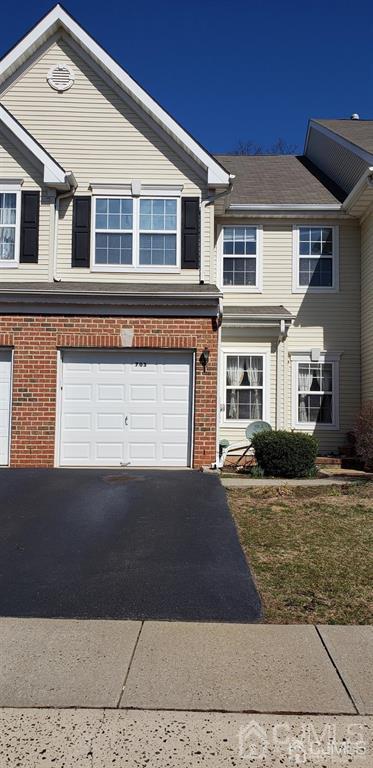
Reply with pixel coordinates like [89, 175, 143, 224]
[0, 6, 371, 468]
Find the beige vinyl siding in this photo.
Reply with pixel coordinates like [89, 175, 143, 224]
[306, 127, 368, 194]
[218, 219, 361, 454]
[361, 213, 373, 401]
[0, 127, 51, 281]
[2, 35, 211, 283]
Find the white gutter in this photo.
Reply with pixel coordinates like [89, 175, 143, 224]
[53, 172, 78, 282]
[228, 203, 342, 211]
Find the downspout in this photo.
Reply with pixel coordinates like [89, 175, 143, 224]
[213, 297, 223, 469]
[53, 172, 78, 282]
[199, 177, 234, 283]
[276, 319, 286, 429]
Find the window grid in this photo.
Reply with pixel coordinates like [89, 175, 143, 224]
[225, 354, 264, 421]
[0, 193, 17, 262]
[94, 197, 179, 269]
[297, 362, 334, 425]
[223, 227, 258, 288]
[297, 227, 335, 289]
[139, 198, 177, 266]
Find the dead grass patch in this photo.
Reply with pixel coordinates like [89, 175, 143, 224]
[229, 482, 373, 624]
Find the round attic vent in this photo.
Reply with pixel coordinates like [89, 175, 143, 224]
[47, 64, 74, 92]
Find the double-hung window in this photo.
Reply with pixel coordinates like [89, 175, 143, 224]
[293, 357, 339, 429]
[225, 354, 265, 421]
[93, 196, 179, 270]
[222, 226, 261, 289]
[95, 198, 133, 266]
[139, 199, 177, 266]
[0, 189, 20, 267]
[294, 226, 338, 291]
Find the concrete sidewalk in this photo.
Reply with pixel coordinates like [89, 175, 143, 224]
[0, 619, 371, 715]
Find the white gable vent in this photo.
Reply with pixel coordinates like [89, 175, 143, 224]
[47, 64, 74, 92]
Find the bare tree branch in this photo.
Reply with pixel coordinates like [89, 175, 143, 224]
[232, 137, 298, 155]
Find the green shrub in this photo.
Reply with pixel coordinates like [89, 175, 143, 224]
[251, 430, 318, 478]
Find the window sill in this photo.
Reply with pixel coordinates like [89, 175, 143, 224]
[0, 262, 19, 269]
[222, 286, 262, 293]
[91, 265, 181, 274]
[292, 422, 339, 431]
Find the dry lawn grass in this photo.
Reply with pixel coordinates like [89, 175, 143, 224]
[229, 482, 373, 624]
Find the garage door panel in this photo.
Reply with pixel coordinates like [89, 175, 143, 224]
[60, 350, 192, 467]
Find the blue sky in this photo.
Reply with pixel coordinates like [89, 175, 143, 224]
[1, 0, 372, 154]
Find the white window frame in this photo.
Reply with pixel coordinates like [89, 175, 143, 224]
[0, 184, 22, 269]
[291, 353, 340, 431]
[91, 195, 181, 273]
[292, 224, 339, 293]
[219, 224, 263, 292]
[220, 347, 270, 427]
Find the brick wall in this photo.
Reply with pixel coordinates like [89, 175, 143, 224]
[0, 315, 218, 468]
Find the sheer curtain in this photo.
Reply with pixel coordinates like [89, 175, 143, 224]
[227, 357, 245, 419]
[298, 365, 313, 422]
[248, 356, 262, 419]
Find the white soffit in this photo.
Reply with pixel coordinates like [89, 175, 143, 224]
[0, 5, 231, 187]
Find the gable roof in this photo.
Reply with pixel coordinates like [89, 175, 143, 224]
[0, 5, 231, 187]
[312, 119, 373, 156]
[0, 102, 69, 186]
[214, 154, 345, 208]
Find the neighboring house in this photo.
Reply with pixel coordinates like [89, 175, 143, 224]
[0, 6, 371, 469]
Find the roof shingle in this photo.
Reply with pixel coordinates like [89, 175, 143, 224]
[214, 154, 345, 205]
[314, 119, 373, 155]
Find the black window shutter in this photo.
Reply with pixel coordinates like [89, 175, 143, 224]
[20, 191, 40, 264]
[72, 196, 91, 268]
[181, 197, 200, 269]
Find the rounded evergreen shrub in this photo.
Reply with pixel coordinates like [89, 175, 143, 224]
[251, 430, 318, 478]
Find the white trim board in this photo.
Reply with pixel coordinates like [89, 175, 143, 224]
[0, 5, 230, 187]
[0, 104, 67, 186]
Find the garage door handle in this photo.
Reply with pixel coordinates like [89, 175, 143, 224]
[124, 416, 128, 427]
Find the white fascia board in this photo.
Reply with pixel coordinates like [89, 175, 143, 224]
[342, 166, 373, 212]
[0, 104, 66, 185]
[228, 203, 342, 211]
[307, 120, 373, 166]
[0, 5, 230, 187]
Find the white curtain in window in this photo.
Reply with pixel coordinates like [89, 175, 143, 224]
[248, 356, 262, 419]
[298, 365, 313, 422]
[227, 357, 245, 419]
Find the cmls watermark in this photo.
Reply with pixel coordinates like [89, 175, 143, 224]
[238, 720, 368, 763]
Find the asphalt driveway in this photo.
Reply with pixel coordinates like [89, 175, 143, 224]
[0, 469, 261, 622]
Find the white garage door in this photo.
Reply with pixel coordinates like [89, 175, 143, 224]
[0, 351, 12, 466]
[59, 350, 193, 467]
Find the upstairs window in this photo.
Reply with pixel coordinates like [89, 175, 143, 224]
[139, 199, 177, 266]
[93, 196, 179, 270]
[95, 198, 133, 266]
[222, 226, 261, 289]
[294, 226, 338, 291]
[0, 192, 19, 265]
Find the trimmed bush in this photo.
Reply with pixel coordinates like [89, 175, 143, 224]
[251, 430, 318, 478]
[354, 401, 373, 471]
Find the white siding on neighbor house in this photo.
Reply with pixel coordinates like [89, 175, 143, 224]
[0, 127, 52, 282]
[306, 126, 368, 194]
[217, 218, 361, 454]
[1, 35, 212, 283]
[361, 213, 373, 402]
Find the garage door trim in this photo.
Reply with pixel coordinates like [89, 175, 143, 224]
[55, 348, 195, 468]
[0, 348, 13, 467]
